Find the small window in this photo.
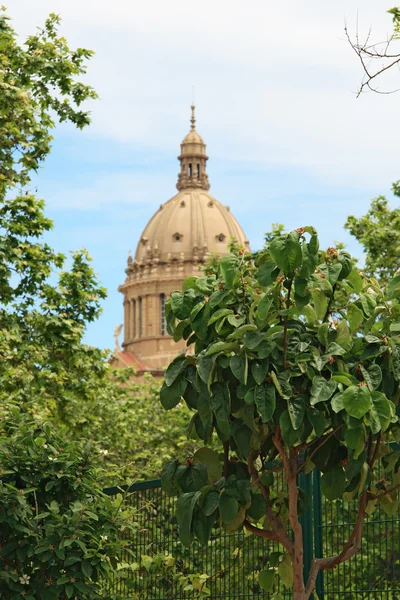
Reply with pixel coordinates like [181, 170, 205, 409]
[216, 233, 226, 242]
[160, 294, 166, 336]
[188, 163, 192, 177]
[197, 164, 200, 178]
[173, 232, 183, 242]
[138, 297, 143, 337]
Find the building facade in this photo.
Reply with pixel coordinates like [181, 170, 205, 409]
[113, 106, 249, 374]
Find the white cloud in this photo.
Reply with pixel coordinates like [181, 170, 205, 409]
[9, 0, 400, 189]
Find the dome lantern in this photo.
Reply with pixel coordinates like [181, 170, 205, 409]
[176, 105, 210, 192]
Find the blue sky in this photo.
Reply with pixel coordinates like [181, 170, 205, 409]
[10, 1, 400, 349]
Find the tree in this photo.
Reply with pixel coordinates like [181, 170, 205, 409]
[345, 181, 400, 284]
[160, 227, 400, 600]
[346, 7, 400, 95]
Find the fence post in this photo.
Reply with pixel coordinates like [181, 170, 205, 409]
[312, 469, 324, 599]
[299, 470, 314, 596]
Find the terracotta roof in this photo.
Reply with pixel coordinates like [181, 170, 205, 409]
[113, 350, 150, 372]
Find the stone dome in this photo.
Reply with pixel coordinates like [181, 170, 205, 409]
[116, 105, 250, 373]
[134, 189, 249, 266]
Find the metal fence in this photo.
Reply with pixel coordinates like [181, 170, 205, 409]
[103, 470, 400, 600]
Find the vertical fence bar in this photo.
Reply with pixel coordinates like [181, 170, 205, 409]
[313, 469, 324, 599]
[299, 470, 314, 596]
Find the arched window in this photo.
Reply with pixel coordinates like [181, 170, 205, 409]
[188, 163, 192, 177]
[138, 297, 143, 337]
[160, 294, 166, 336]
[197, 164, 200, 178]
[132, 299, 136, 338]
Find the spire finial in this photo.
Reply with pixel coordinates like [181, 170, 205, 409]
[190, 104, 196, 130]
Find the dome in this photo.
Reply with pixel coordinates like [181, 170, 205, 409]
[134, 189, 249, 266]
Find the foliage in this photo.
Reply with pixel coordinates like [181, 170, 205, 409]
[0, 408, 135, 600]
[160, 226, 400, 600]
[345, 182, 400, 284]
[0, 9, 97, 196]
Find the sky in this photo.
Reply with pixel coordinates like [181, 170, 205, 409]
[9, 0, 400, 350]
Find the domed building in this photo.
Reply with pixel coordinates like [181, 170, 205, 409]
[113, 106, 249, 375]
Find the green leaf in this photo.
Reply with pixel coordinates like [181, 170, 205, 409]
[258, 261, 279, 287]
[258, 569, 275, 592]
[176, 491, 201, 546]
[369, 391, 392, 433]
[255, 383, 276, 422]
[321, 466, 347, 500]
[244, 330, 265, 350]
[202, 490, 220, 516]
[227, 324, 257, 340]
[280, 410, 303, 445]
[160, 375, 188, 409]
[306, 406, 327, 436]
[176, 463, 208, 492]
[170, 290, 195, 319]
[342, 385, 372, 419]
[312, 289, 328, 320]
[231, 420, 252, 458]
[310, 376, 337, 405]
[161, 460, 179, 495]
[210, 381, 231, 420]
[82, 559, 93, 579]
[247, 493, 267, 520]
[208, 308, 233, 325]
[360, 364, 382, 391]
[331, 392, 345, 413]
[332, 372, 358, 387]
[287, 396, 306, 430]
[193, 448, 221, 483]
[258, 294, 273, 320]
[230, 354, 248, 384]
[278, 554, 294, 589]
[220, 254, 240, 288]
[205, 341, 238, 356]
[165, 355, 186, 386]
[347, 304, 364, 331]
[219, 493, 239, 523]
[387, 275, 400, 299]
[197, 351, 216, 384]
[251, 359, 269, 385]
[182, 276, 197, 292]
[270, 232, 302, 273]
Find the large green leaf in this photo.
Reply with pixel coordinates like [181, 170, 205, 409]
[360, 364, 382, 391]
[321, 466, 347, 500]
[197, 351, 216, 384]
[220, 254, 240, 289]
[347, 304, 364, 331]
[312, 289, 328, 320]
[369, 391, 392, 433]
[278, 554, 294, 589]
[160, 375, 188, 409]
[170, 290, 196, 319]
[258, 569, 275, 592]
[175, 463, 208, 492]
[306, 406, 327, 436]
[210, 381, 231, 421]
[269, 232, 302, 273]
[255, 383, 276, 423]
[258, 294, 273, 320]
[251, 359, 269, 385]
[387, 275, 400, 299]
[230, 354, 248, 384]
[165, 355, 186, 386]
[310, 376, 337, 405]
[161, 460, 179, 496]
[280, 410, 303, 445]
[193, 448, 222, 484]
[247, 493, 267, 520]
[342, 385, 372, 419]
[207, 307, 234, 325]
[219, 493, 239, 523]
[231, 420, 252, 458]
[202, 490, 220, 516]
[258, 261, 279, 287]
[244, 330, 265, 350]
[176, 491, 201, 546]
[287, 396, 306, 430]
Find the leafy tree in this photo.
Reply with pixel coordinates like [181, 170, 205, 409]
[161, 227, 400, 600]
[345, 182, 400, 284]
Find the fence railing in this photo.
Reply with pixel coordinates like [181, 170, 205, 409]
[103, 467, 400, 599]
